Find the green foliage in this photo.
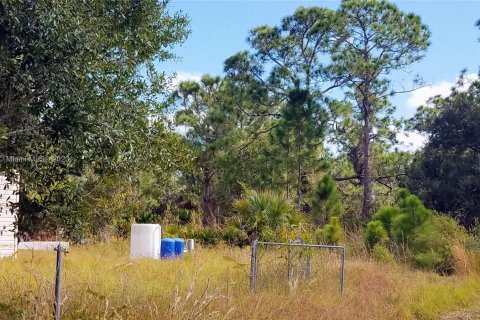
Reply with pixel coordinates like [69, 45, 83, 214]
[309, 174, 343, 224]
[372, 206, 402, 231]
[366, 189, 469, 273]
[331, 0, 430, 217]
[226, 6, 337, 206]
[222, 226, 249, 247]
[364, 220, 389, 248]
[314, 216, 343, 245]
[177, 209, 196, 225]
[413, 251, 446, 271]
[233, 188, 300, 241]
[190, 227, 222, 246]
[136, 211, 155, 224]
[372, 244, 394, 263]
[392, 189, 432, 243]
[174, 75, 259, 224]
[408, 80, 480, 228]
[0, 0, 190, 238]
[411, 215, 467, 273]
[162, 225, 190, 239]
[366, 189, 432, 245]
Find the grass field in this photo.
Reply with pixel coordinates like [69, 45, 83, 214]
[1, 240, 480, 319]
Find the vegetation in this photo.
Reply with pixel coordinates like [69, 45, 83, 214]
[408, 80, 480, 228]
[1, 242, 480, 319]
[364, 189, 470, 273]
[2, 0, 480, 316]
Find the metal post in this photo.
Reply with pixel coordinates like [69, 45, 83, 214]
[306, 253, 312, 279]
[54, 244, 65, 320]
[340, 246, 345, 295]
[287, 240, 292, 281]
[249, 240, 258, 292]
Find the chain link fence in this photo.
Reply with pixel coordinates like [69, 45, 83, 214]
[250, 240, 345, 294]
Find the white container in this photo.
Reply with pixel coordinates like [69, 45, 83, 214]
[186, 239, 194, 252]
[130, 224, 161, 259]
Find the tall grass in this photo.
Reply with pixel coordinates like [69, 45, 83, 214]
[1, 240, 480, 319]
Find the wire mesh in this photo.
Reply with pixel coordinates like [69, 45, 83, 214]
[250, 240, 345, 295]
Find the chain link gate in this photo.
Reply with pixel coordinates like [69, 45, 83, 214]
[250, 240, 345, 294]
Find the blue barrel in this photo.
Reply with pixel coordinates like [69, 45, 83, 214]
[161, 238, 175, 259]
[173, 238, 185, 257]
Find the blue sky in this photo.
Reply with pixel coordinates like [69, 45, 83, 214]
[161, 0, 480, 149]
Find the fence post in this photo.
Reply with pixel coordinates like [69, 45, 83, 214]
[54, 244, 66, 320]
[287, 240, 292, 281]
[306, 253, 312, 279]
[340, 246, 345, 295]
[249, 240, 258, 292]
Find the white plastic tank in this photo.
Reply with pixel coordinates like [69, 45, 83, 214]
[130, 224, 161, 259]
[186, 239, 194, 252]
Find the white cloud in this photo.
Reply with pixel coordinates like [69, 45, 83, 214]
[406, 73, 478, 110]
[165, 71, 202, 135]
[169, 71, 202, 89]
[394, 130, 427, 152]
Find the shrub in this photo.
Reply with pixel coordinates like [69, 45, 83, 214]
[308, 174, 343, 224]
[275, 225, 298, 243]
[162, 224, 190, 239]
[367, 189, 470, 273]
[222, 226, 249, 247]
[413, 250, 446, 271]
[177, 209, 196, 225]
[314, 217, 343, 245]
[190, 227, 221, 246]
[364, 220, 388, 248]
[372, 244, 394, 263]
[372, 206, 401, 231]
[392, 189, 432, 243]
[137, 211, 155, 223]
[233, 188, 300, 241]
[411, 215, 467, 273]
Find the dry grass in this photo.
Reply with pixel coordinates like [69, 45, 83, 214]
[1, 240, 480, 319]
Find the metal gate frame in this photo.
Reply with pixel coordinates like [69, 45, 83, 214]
[249, 240, 345, 294]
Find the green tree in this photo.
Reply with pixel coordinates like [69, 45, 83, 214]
[0, 0, 190, 237]
[233, 188, 301, 241]
[226, 7, 340, 206]
[408, 80, 480, 227]
[308, 174, 343, 225]
[174, 76, 242, 224]
[331, 0, 430, 218]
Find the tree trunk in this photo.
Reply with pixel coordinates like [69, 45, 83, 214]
[202, 166, 215, 225]
[361, 113, 371, 219]
[286, 143, 290, 199]
[296, 160, 301, 209]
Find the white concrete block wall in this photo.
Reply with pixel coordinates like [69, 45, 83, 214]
[0, 174, 18, 257]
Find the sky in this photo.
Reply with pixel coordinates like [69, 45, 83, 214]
[161, 0, 480, 150]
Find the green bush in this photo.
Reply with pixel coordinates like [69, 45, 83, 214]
[162, 224, 189, 239]
[413, 250, 446, 271]
[392, 189, 431, 243]
[177, 209, 195, 225]
[222, 226, 249, 247]
[365, 189, 470, 273]
[137, 211, 155, 223]
[372, 244, 394, 263]
[314, 217, 343, 244]
[364, 220, 388, 248]
[372, 206, 401, 230]
[308, 174, 343, 224]
[233, 188, 300, 241]
[191, 227, 221, 246]
[411, 215, 467, 273]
